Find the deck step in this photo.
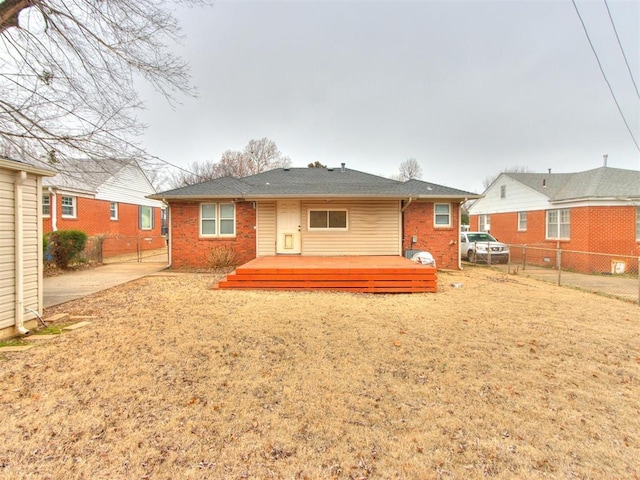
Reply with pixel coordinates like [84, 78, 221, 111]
[217, 263, 437, 293]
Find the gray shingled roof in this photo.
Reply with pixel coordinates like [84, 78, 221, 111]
[42, 158, 130, 193]
[154, 167, 479, 200]
[507, 167, 640, 201]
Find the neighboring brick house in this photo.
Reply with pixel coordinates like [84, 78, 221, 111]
[468, 166, 640, 273]
[151, 165, 479, 270]
[0, 157, 55, 339]
[43, 159, 166, 257]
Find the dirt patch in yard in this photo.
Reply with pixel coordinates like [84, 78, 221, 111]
[1, 267, 638, 479]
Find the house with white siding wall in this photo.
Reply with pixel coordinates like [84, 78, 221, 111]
[0, 157, 55, 339]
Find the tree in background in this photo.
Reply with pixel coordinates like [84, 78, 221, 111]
[168, 138, 291, 187]
[308, 161, 327, 168]
[0, 0, 203, 169]
[396, 158, 423, 181]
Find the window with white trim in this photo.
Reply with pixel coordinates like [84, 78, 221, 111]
[479, 214, 490, 232]
[517, 211, 527, 231]
[200, 203, 236, 236]
[110, 202, 118, 220]
[546, 208, 570, 240]
[42, 194, 50, 217]
[139, 205, 154, 230]
[308, 209, 347, 230]
[434, 203, 451, 227]
[61, 196, 76, 218]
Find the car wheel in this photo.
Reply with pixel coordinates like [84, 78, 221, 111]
[467, 250, 476, 263]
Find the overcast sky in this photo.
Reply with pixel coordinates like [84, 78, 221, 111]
[137, 0, 640, 193]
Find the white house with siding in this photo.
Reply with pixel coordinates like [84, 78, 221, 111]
[0, 157, 55, 340]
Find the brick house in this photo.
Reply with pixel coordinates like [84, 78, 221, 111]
[43, 159, 166, 257]
[151, 165, 479, 270]
[467, 166, 640, 273]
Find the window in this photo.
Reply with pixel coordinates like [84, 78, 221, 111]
[139, 205, 154, 230]
[61, 196, 76, 218]
[434, 203, 451, 227]
[308, 209, 347, 230]
[518, 211, 527, 231]
[546, 208, 570, 240]
[110, 202, 118, 220]
[479, 214, 490, 232]
[636, 206, 640, 241]
[42, 194, 50, 217]
[500, 185, 506, 199]
[200, 203, 235, 236]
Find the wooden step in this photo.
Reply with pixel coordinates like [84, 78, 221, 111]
[216, 258, 437, 293]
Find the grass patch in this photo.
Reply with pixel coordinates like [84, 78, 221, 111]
[33, 323, 73, 335]
[0, 338, 30, 348]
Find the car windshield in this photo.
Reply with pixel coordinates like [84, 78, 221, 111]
[467, 233, 496, 242]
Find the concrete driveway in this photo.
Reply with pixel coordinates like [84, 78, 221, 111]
[44, 263, 167, 308]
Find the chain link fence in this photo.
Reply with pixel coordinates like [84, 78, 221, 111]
[465, 244, 640, 305]
[83, 235, 168, 264]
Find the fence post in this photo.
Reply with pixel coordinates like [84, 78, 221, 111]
[637, 257, 640, 306]
[522, 245, 526, 271]
[137, 236, 141, 263]
[556, 246, 562, 286]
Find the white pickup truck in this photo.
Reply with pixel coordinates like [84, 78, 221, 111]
[460, 232, 510, 264]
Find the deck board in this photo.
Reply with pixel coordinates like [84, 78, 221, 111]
[216, 256, 437, 293]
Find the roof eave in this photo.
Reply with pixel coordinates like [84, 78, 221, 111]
[153, 193, 483, 201]
[0, 157, 57, 177]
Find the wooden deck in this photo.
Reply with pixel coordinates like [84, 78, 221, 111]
[216, 256, 437, 293]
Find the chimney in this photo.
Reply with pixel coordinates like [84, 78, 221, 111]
[548, 168, 551, 174]
[603, 154, 608, 167]
[341, 162, 346, 172]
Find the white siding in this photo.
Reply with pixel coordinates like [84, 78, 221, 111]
[0, 169, 43, 332]
[256, 202, 276, 256]
[95, 162, 163, 208]
[469, 175, 551, 215]
[22, 175, 41, 320]
[0, 168, 15, 329]
[300, 200, 401, 256]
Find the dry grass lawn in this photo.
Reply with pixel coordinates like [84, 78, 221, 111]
[1, 267, 639, 479]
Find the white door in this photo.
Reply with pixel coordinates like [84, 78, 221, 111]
[276, 200, 301, 254]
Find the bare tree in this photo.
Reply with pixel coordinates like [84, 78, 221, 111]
[482, 166, 530, 190]
[243, 137, 291, 174]
[397, 158, 423, 181]
[168, 138, 292, 187]
[0, 0, 203, 170]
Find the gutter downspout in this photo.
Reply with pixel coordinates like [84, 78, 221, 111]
[401, 197, 413, 213]
[15, 171, 29, 335]
[458, 199, 467, 271]
[49, 186, 57, 231]
[400, 198, 413, 256]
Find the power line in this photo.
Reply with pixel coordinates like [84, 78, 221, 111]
[603, 0, 640, 101]
[571, 0, 640, 153]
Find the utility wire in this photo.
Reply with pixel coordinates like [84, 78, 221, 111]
[603, 0, 640, 101]
[571, 0, 640, 153]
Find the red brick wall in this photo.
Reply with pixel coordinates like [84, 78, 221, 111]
[43, 195, 164, 253]
[470, 205, 640, 273]
[169, 200, 256, 268]
[403, 201, 460, 270]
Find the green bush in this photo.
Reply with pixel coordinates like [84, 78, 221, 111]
[47, 230, 88, 269]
